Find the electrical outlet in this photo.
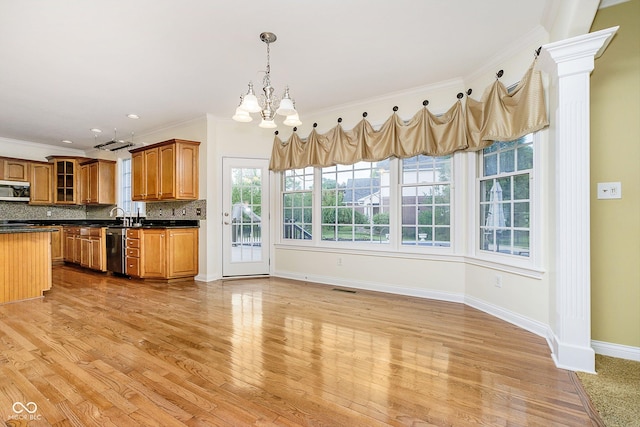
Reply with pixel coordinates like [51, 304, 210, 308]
[495, 275, 503, 288]
[159, 209, 162, 216]
[597, 182, 622, 199]
[46, 210, 52, 217]
[172, 208, 175, 215]
[337, 257, 343, 266]
[182, 208, 186, 215]
[196, 208, 201, 216]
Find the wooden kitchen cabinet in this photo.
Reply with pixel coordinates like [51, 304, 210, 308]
[29, 161, 54, 205]
[126, 227, 198, 281]
[79, 159, 116, 205]
[79, 227, 106, 271]
[34, 226, 63, 264]
[141, 228, 167, 278]
[1, 157, 30, 181]
[130, 139, 199, 202]
[63, 226, 79, 262]
[47, 156, 86, 205]
[64, 226, 106, 271]
[125, 228, 141, 277]
[166, 228, 199, 278]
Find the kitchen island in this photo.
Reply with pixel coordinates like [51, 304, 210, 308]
[0, 227, 55, 304]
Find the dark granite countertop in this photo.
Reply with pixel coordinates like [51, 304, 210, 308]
[0, 226, 59, 234]
[1, 219, 199, 229]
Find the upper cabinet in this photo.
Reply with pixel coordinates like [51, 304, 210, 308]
[1, 158, 30, 181]
[29, 161, 53, 205]
[47, 156, 81, 204]
[130, 139, 200, 202]
[79, 159, 116, 205]
[45, 156, 115, 205]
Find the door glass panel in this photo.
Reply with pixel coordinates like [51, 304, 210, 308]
[231, 167, 262, 263]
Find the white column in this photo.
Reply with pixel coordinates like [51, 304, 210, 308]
[539, 26, 618, 373]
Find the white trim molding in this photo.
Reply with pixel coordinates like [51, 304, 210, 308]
[538, 26, 619, 373]
[592, 340, 640, 362]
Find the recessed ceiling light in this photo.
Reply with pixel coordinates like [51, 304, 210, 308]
[127, 114, 140, 119]
[90, 128, 102, 133]
[62, 140, 73, 144]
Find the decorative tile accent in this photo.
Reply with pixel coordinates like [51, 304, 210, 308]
[144, 199, 206, 220]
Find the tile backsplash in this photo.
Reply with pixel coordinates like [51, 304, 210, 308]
[0, 202, 86, 220]
[0, 200, 206, 221]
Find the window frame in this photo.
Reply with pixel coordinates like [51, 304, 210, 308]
[118, 157, 145, 217]
[281, 167, 314, 242]
[472, 132, 542, 270]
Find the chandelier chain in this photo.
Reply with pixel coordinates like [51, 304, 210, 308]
[264, 41, 271, 87]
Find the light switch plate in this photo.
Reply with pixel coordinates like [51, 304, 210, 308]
[597, 182, 622, 199]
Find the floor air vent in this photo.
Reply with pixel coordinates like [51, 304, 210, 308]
[332, 288, 357, 293]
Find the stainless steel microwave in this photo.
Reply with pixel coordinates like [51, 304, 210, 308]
[0, 180, 30, 201]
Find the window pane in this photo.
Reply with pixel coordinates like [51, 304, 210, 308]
[320, 162, 389, 244]
[514, 202, 530, 228]
[517, 145, 533, 170]
[513, 174, 530, 200]
[479, 135, 533, 257]
[499, 150, 515, 173]
[282, 168, 313, 240]
[401, 155, 452, 248]
[484, 154, 497, 176]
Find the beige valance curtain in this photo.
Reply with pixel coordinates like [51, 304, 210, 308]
[269, 60, 548, 172]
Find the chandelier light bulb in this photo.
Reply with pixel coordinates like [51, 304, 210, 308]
[259, 118, 277, 129]
[283, 112, 302, 127]
[240, 82, 262, 113]
[232, 107, 253, 122]
[276, 87, 296, 116]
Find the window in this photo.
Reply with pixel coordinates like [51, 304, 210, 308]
[282, 167, 313, 240]
[119, 158, 145, 216]
[321, 162, 389, 243]
[401, 155, 452, 247]
[479, 135, 533, 257]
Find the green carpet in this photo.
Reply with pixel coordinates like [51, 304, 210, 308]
[576, 355, 640, 427]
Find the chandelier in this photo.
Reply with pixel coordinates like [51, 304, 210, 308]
[232, 32, 301, 129]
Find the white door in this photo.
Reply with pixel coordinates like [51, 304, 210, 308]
[222, 158, 270, 277]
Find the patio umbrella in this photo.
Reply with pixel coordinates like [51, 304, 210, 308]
[485, 181, 506, 251]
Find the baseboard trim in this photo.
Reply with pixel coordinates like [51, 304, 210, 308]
[195, 273, 219, 282]
[274, 271, 465, 304]
[592, 340, 640, 362]
[464, 295, 550, 339]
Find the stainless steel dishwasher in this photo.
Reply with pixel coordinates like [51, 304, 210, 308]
[106, 227, 126, 275]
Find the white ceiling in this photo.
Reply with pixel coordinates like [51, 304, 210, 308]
[0, 1, 594, 150]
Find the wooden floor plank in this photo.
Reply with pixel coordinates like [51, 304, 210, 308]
[0, 265, 598, 426]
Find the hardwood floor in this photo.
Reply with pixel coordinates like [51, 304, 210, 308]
[0, 265, 599, 426]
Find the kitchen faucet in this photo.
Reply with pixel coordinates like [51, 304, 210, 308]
[109, 206, 129, 227]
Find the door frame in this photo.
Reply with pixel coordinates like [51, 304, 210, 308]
[221, 157, 271, 277]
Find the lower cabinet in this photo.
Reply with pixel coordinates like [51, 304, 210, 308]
[63, 226, 107, 272]
[35, 226, 64, 264]
[63, 226, 79, 262]
[126, 227, 198, 281]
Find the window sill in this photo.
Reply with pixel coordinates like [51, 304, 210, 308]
[464, 255, 545, 279]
